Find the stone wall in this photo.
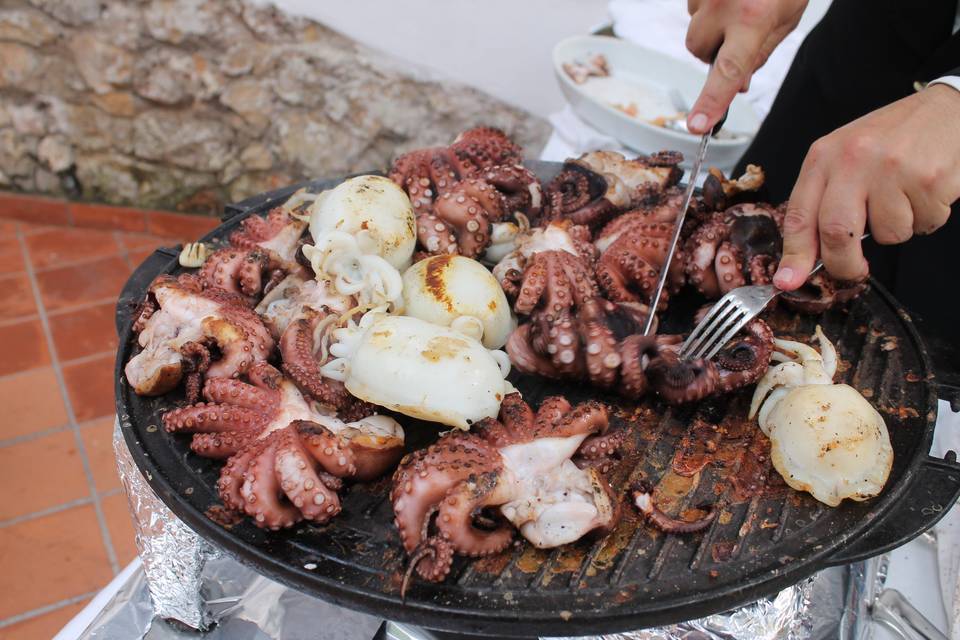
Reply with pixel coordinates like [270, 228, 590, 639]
[0, 0, 550, 214]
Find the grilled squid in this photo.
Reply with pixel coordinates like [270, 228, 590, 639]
[749, 326, 893, 507]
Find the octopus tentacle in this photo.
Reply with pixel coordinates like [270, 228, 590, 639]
[432, 187, 493, 258]
[391, 435, 496, 553]
[163, 404, 266, 434]
[294, 420, 358, 479]
[578, 429, 625, 459]
[645, 351, 719, 405]
[632, 483, 716, 533]
[202, 378, 279, 412]
[403, 535, 456, 595]
[715, 319, 774, 393]
[218, 439, 264, 511]
[416, 212, 458, 256]
[274, 426, 341, 523]
[539, 401, 608, 439]
[190, 431, 255, 459]
[240, 432, 302, 530]
[617, 335, 659, 397]
[534, 396, 573, 431]
[436, 472, 515, 556]
[281, 319, 348, 406]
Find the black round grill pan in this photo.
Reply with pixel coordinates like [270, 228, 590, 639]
[115, 162, 960, 637]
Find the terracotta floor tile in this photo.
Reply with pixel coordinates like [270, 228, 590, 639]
[17, 222, 59, 236]
[127, 246, 159, 268]
[49, 303, 117, 362]
[0, 430, 89, 520]
[0, 273, 37, 321]
[0, 236, 25, 275]
[26, 226, 122, 270]
[117, 231, 173, 251]
[62, 354, 116, 422]
[0, 220, 20, 235]
[0, 600, 88, 640]
[0, 318, 50, 376]
[0, 368, 68, 439]
[0, 504, 112, 619]
[101, 492, 138, 565]
[147, 211, 218, 240]
[80, 418, 120, 493]
[70, 202, 147, 233]
[35, 255, 130, 312]
[0, 191, 72, 227]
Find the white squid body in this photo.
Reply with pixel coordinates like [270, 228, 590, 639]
[749, 326, 893, 507]
[402, 255, 515, 349]
[307, 175, 416, 271]
[321, 313, 513, 430]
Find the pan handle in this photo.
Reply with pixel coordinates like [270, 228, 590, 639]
[824, 454, 960, 567]
[115, 247, 179, 337]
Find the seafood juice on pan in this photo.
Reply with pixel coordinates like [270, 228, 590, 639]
[124, 127, 891, 593]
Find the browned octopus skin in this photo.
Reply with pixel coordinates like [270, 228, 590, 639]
[125, 274, 274, 398]
[509, 249, 657, 389]
[494, 220, 597, 302]
[700, 164, 766, 212]
[541, 150, 683, 229]
[780, 271, 868, 314]
[391, 393, 620, 588]
[229, 207, 304, 259]
[683, 202, 865, 311]
[632, 481, 716, 534]
[163, 364, 404, 530]
[199, 248, 285, 301]
[595, 216, 685, 310]
[199, 208, 307, 301]
[683, 204, 782, 299]
[641, 319, 774, 404]
[388, 128, 539, 258]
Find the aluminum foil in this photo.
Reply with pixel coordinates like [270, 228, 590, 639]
[113, 417, 216, 631]
[544, 556, 882, 640]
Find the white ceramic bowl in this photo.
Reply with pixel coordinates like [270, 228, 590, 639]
[553, 35, 760, 171]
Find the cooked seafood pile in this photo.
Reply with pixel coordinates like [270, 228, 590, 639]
[124, 127, 891, 590]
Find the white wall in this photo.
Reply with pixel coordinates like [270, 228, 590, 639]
[265, 0, 610, 118]
[264, 1, 832, 120]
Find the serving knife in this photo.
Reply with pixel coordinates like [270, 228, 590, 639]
[642, 108, 728, 335]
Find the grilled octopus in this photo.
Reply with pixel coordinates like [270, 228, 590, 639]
[163, 363, 404, 529]
[125, 274, 274, 402]
[391, 393, 621, 592]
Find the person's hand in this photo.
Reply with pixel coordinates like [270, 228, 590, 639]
[774, 85, 960, 289]
[685, 0, 808, 134]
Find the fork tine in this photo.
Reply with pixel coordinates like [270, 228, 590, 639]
[679, 296, 738, 359]
[688, 307, 745, 360]
[700, 311, 752, 361]
[678, 296, 732, 358]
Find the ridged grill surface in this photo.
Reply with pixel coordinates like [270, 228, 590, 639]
[115, 165, 936, 636]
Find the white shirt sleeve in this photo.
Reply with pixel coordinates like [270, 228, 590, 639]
[928, 76, 960, 93]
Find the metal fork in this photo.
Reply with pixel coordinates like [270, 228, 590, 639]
[679, 234, 870, 360]
[678, 278, 790, 362]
